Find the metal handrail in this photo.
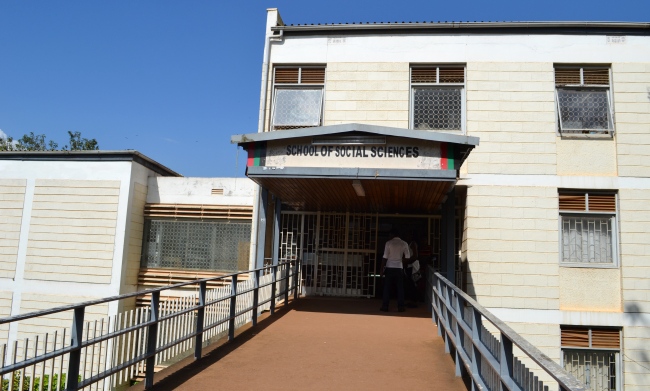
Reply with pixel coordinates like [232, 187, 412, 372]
[430, 272, 586, 391]
[0, 261, 301, 390]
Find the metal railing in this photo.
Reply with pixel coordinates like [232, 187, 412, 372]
[0, 261, 301, 391]
[430, 272, 586, 391]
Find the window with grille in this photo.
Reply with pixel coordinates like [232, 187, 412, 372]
[559, 191, 617, 266]
[411, 66, 465, 131]
[271, 66, 325, 130]
[561, 326, 620, 391]
[555, 66, 613, 135]
[141, 219, 252, 272]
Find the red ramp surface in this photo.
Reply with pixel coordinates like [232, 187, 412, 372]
[137, 297, 467, 391]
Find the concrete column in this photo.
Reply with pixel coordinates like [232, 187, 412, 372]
[441, 187, 456, 285]
[272, 196, 282, 266]
[255, 188, 268, 269]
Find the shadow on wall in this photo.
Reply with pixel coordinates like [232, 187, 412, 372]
[624, 302, 649, 325]
[623, 302, 650, 375]
[463, 258, 478, 301]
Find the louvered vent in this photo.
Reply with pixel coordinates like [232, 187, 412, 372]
[555, 68, 581, 86]
[211, 188, 224, 195]
[583, 68, 610, 85]
[275, 67, 325, 84]
[559, 192, 616, 212]
[555, 67, 609, 86]
[591, 328, 621, 348]
[275, 68, 299, 83]
[559, 193, 586, 211]
[412, 67, 464, 83]
[439, 67, 465, 83]
[144, 204, 253, 220]
[301, 68, 326, 84]
[561, 327, 620, 349]
[412, 68, 437, 83]
[561, 327, 590, 347]
[588, 194, 616, 212]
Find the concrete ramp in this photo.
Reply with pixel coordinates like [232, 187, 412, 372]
[140, 297, 467, 391]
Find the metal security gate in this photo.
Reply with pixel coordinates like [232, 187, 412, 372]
[279, 211, 450, 297]
[280, 212, 378, 297]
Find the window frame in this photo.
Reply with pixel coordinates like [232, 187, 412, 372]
[560, 326, 622, 391]
[558, 191, 619, 268]
[271, 65, 325, 131]
[554, 65, 615, 138]
[409, 65, 466, 133]
[141, 218, 253, 272]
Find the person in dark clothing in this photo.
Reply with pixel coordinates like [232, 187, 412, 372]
[380, 231, 410, 312]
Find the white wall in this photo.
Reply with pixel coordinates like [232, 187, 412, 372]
[146, 177, 255, 205]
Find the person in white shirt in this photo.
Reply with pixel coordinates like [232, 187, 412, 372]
[379, 230, 410, 312]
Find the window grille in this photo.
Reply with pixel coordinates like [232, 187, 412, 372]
[561, 327, 620, 391]
[559, 191, 617, 265]
[411, 66, 465, 131]
[141, 219, 252, 272]
[555, 66, 613, 135]
[271, 66, 325, 131]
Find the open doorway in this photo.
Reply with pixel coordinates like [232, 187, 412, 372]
[374, 216, 430, 298]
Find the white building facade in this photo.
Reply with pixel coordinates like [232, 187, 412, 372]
[0, 151, 256, 350]
[232, 9, 650, 390]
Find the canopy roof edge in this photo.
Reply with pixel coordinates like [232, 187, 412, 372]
[231, 123, 479, 147]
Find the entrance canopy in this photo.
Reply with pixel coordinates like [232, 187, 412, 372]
[232, 123, 479, 214]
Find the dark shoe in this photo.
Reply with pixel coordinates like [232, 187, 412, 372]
[379, 307, 389, 312]
[398, 307, 406, 312]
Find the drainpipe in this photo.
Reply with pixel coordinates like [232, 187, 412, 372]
[249, 8, 284, 267]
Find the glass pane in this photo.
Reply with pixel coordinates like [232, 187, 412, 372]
[413, 87, 462, 130]
[272, 88, 323, 127]
[563, 349, 617, 391]
[557, 89, 611, 133]
[142, 220, 252, 272]
[561, 215, 613, 263]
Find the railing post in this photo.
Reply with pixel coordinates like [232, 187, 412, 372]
[66, 306, 85, 390]
[293, 261, 300, 300]
[470, 307, 483, 391]
[270, 265, 277, 315]
[499, 334, 514, 391]
[453, 294, 462, 377]
[252, 269, 260, 327]
[284, 263, 290, 304]
[145, 291, 160, 389]
[228, 275, 238, 341]
[194, 281, 207, 360]
[443, 285, 452, 353]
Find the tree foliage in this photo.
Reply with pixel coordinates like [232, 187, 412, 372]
[0, 131, 99, 151]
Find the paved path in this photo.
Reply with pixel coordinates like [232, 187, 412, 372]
[142, 297, 467, 391]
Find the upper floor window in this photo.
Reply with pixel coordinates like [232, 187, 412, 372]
[555, 66, 613, 136]
[559, 191, 617, 266]
[411, 66, 465, 132]
[271, 66, 325, 130]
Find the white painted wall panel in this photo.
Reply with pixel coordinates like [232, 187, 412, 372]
[0, 180, 25, 279]
[24, 179, 120, 284]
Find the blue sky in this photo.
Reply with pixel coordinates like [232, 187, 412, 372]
[1, 0, 647, 177]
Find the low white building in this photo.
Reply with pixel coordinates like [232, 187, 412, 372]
[0, 151, 255, 345]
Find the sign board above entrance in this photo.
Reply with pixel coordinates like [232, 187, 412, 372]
[247, 136, 457, 170]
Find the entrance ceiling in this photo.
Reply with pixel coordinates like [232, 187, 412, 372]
[251, 176, 454, 214]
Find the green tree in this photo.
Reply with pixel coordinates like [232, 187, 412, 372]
[66, 131, 99, 151]
[0, 131, 99, 151]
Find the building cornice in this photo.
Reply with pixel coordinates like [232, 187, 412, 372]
[272, 21, 650, 36]
[0, 150, 181, 177]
